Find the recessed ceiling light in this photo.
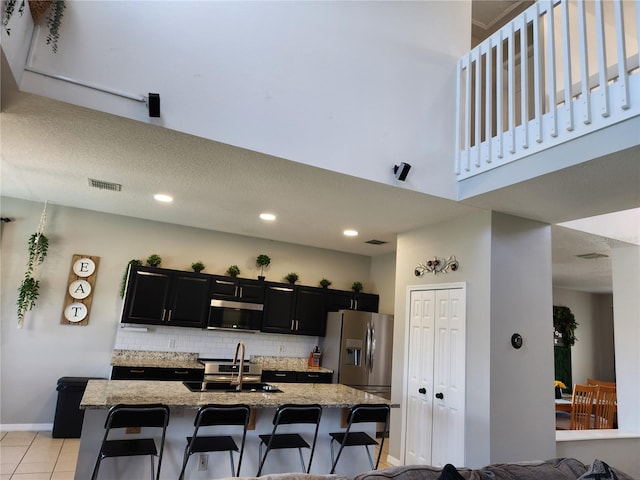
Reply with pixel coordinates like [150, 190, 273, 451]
[343, 229, 358, 237]
[154, 194, 173, 203]
[260, 213, 276, 221]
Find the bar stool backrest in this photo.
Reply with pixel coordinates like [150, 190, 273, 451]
[197, 404, 250, 428]
[106, 404, 170, 430]
[273, 404, 322, 426]
[348, 404, 390, 426]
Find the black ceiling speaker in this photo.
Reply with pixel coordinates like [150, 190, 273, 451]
[393, 162, 412, 181]
[148, 93, 160, 117]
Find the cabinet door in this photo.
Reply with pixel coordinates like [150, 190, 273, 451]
[261, 370, 296, 383]
[262, 284, 296, 333]
[326, 290, 354, 311]
[122, 268, 171, 325]
[355, 292, 379, 312]
[294, 286, 327, 336]
[111, 366, 203, 381]
[237, 279, 265, 303]
[210, 277, 238, 299]
[167, 273, 211, 328]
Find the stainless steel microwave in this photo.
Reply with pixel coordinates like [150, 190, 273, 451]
[207, 299, 263, 332]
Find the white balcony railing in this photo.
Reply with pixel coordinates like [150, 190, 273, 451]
[455, 0, 639, 180]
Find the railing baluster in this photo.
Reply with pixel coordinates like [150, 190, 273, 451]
[577, 0, 591, 125]
[595, 0, 610, 118]
[496, 29, 504, 160]
[561, 0, 574, 131]
[614, 0, 630, 110]
[508, 22, 516, 153]
[519, 15, 529, 148]
[464, 54, 472, 172]
[546, 0, 558, 137]
[474, 48, 482, 167]
[484, 38, 493, 164]
[532, 2, 543, 143]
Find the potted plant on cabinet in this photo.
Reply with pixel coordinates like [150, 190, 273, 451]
[285, 272, 299, 285]
[191, 261, 205, 273]
[256, 254, 270, 280]
[120, 259, 142, 298]
[146, 254, 162, 267]
[319, 278, 331, 288]
[352, 281, 363, 293]
[226, 265, 240, 277]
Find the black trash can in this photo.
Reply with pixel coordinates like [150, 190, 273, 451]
[52, 376, 103, 438]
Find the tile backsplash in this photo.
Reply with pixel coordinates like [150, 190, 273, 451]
[114, 324, 318, 359]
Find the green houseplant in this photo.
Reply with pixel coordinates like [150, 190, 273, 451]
[256, 254, 271, 280]
[553, 305, 578, 347]
[17, 232, 49, 326]
[191, 261, 205, 273]
[146, 254, 162, 267]
[285, 272, 299, 284]
[2, 0, 66, 52]
[351, 281, 363, 293]
[226, 265, 240, 277]
[120, 259, 143, 298]
[319, 278, 332, 288]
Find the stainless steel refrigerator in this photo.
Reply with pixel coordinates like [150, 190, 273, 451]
[320, 310, 394, 399]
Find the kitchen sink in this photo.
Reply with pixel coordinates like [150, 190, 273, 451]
[183, 381, 282, 393]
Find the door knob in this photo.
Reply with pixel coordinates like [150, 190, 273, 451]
[418, 388, 426, 394]
[435, 392, 444, 399]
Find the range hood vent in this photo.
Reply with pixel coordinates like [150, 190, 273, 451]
[88, 178, 122, 191]
[365, 239, 388, 245]
[575, 252, 608, 260]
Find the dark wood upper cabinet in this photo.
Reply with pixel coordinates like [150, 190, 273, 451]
[262, 284, 326, 336]
[122, 266, 210, 328]
[326, 289, 379, 313]
[210, 276, 264, 303]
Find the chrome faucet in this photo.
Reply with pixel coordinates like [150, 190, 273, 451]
[232, 341, 245, 391]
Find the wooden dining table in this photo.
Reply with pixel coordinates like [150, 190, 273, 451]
[555, 398, 572, 412]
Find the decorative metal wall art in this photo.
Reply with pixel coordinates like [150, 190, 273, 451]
[414, 256, 459, 276]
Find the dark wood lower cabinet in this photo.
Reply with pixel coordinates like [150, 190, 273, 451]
[261, 370, 332, 383]
[110, 366, 203, 381]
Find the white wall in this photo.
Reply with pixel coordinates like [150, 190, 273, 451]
[489, 213, 556, 463]
[0, 197, 376, 425]
[11, 1, 471, 201]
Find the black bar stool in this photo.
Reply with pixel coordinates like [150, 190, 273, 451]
[179, 404, 251, 479]
[329, 403, 390, 473]
[257, 404, 322, 476]
[91, 403, 170, 480]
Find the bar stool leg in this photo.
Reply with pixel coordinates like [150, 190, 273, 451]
[229, 451, 236, 477]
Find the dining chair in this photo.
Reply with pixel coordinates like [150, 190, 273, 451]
[570, 384, 597, 430]
[91, 403, 170, 480]
[329, 404, 390, 474]
[587, 378, 616, 388]
[178, 404, 251, 479]
[256, 404, 322, 476]
[593, 385, 617, 429]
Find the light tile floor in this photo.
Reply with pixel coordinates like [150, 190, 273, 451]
[0, 430, 390, 479]
[0, 431, 78, 480]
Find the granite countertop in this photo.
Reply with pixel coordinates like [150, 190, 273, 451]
[81, 380, 396, 410]
[111, 350, 203, 369]
[111, 350, 333, 374]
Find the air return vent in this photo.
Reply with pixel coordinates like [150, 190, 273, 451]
[575, 253, 608, 260]
[365, 239, 388, 245]
[88, 178, 122, 192]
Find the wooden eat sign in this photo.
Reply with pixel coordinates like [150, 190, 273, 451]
[60, 254, 100, 326]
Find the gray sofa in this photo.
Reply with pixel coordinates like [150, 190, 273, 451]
[228, 458, 635, 480]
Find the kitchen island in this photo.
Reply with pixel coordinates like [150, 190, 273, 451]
[77, 380, 397, 479]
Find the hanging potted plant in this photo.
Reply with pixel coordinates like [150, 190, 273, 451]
[256, 254, 271, 280]
[17, 232, 49, 326]
[2, 0, 66, 52]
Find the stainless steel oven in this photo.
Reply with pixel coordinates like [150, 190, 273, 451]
[200, 360, 263, 385]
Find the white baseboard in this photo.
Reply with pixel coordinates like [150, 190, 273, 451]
[0, 423, 53, 432]
[386, 454, 402, 466]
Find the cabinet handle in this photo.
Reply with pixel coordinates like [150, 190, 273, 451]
[436, 392, 444, 399]
[274, 373, 287, 377]
[234, 286, 239, 297]
[354, 299, 358, 310]
[307, 374, 319, 378]
[418, 388, 426, 394]
[166, 309, 172, 323]
[161, 309, 167, 321]
[173, 370, 189, 375]
[296, 320, 299, 330]
[291, 320, 295, 330]
[239, 287, 243, 298]
[130, 369, 145, 374]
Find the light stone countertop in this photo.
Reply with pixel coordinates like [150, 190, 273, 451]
[81, 380, 396, 410]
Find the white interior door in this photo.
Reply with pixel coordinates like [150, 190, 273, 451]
[405, 290, 435, 465]
[404, 286, 466, 467]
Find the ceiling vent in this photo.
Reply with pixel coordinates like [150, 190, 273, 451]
[365, 239, 388, 245]
[575, 252, 608, 260]
[88, 178, 122, 192]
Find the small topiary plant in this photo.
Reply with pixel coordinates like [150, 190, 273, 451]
[319, 278, 332, 288]
[146, 254, 162, 267]
[285, 272, 299, 284]
[352, 281, 363, 293]
[226, 265, 240, 277]
[191, 261, 205, 273]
